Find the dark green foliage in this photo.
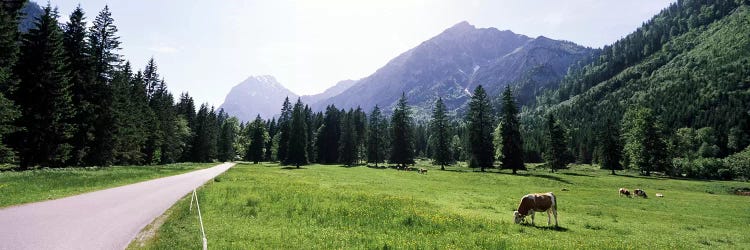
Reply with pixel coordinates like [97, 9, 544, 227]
[389, 93, 415, 167]
[246, 115, 267, 164]
[353, 106, 367, 164]
[467, 85, 495, 171]
[366, 105, 389, 167]
[191, 104, 218, 162]
[316, 105, 341, 164]
[111, 63, 147, 164]
[621, 106, 669, 175]
[597, 119, 623, 174]
[217, 116, 238, 162]
[499, 86, 524, 174]
[264, 118, 276, 161]
[0, 1, 23, 163]
[338, 109, 358, 166]
[276, 97, 292, 164]
[544, 114, 568, 172]
[176, 93, 196, 161]
[430, 98, 453, 169]
[724, 146, 750, 180]
[13, 5, 75, 168]
[286, 98, 308, 167]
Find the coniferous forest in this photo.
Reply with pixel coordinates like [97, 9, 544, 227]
[1, 0, 749, 182]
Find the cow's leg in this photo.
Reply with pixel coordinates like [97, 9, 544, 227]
[547, 210, 551, 225]
[530, 211, 535, 225]
[553, 208, 558, 227]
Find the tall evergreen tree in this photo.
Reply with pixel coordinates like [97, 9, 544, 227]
[499, 86, 525, 174]
[430, 98, 453, 170]
[85, 5, 122, 166]
[175, 92, 196, 161]
[0, 1, 23, 163]
[339, 109, 358, 166]
[366, 105, 388, 167]
[545, 114, 568, 172]
[246, 115, 267, 164]
[389, 93, 415, 167]
[353, 106, 367, 163]
[467, 85, 495, 171]
[265, 118, 276, 161]
[316, 105, 341, 163]
[13, 5, 75, 168]
[598, 119, 623, 175]
[286, 98, 308, 167]
[192, 104, 218, 162]
[110, 62, 146, 164]
[276, 97, 292, 163]
[217, 116, 238, 162]
[622, 106, 669, 175]
[62, 5, 94, 165]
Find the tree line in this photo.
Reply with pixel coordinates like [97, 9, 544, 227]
[0, 2, 236, 169]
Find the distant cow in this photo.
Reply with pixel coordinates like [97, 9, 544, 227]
[655, 193, 664, 198]
[513, 192, 558, 227]
[634, 189, 648, 198]
[418, 168, 428, 174]
[619, 188, 632, 198]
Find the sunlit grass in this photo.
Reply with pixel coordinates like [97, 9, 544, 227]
[0, 162, 216, 208]
[134, 161, 750, 249]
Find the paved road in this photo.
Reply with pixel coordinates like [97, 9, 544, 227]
[0, 162, 234, 250]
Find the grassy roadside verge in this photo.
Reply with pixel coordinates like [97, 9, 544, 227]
[131, 162, 750, 249]
[0, 162, 217, 208]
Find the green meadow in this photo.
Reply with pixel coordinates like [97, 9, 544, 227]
[133, 162, 750, 249]
[0, 162, 216, 208]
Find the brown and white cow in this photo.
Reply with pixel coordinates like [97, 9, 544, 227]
[619, 188, 632, 197]
[418, 168, 428, 174]
[634, 189, 648, 198]
[513, 192, 558, 227]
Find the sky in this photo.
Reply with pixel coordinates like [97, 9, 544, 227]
[51, 0, 675, 107]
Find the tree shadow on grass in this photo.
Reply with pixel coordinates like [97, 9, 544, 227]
[280, 166, 307, 170]
[365, 165, 389, 170]
[528, 174, 573, 185]
[560, 172, 594, 177]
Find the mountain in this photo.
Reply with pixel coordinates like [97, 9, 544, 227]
[301, 79, 358, 106]
[19, 1, 43, 33]
[218, 75, 297, 122]
[312, 21, 594, 118]
[523, 0, 750, 162]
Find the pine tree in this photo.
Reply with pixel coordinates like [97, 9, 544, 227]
[265, 118, 276, 161]
[246, 115, 267, 164]
[63, 5, 94, 165]
[13, 5, 75, 168]
[192, 104, 218, 162]
[85, 5, 122, 166]
[276, 97, 292, 164]
[598, 119, 623, 175]
[367, 105, 388, 167]
[0, 2, 23, 163]
[339, 109, 358, 166]
[389, 93, 415, 167]
[217, 116, 238, 162]
[430, 98, 453, 170]
[499, 86, 525, 174]
[467, 85, 495, 171]
[353, 106, 367, 164]
[316, 105, 341, 163]
[286, 98, 308, 167]
[175, 92, 196, 161]
[110, 62, 146, 164]
[545, 114, 568, 172]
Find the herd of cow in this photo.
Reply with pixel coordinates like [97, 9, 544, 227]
[512, 188, 665, 227]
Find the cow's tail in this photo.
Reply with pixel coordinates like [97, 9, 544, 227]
[551, 192, 557, 210]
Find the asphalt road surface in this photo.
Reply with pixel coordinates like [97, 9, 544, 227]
[0, 162, 235, 250]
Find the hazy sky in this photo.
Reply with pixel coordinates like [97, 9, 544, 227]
[52, 0, 675, 107]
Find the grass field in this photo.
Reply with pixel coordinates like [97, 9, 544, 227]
[0, 162, 217, 208]
[132, 161, 750, 249]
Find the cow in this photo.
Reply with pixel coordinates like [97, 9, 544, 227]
[655, 193, 664, 198]
[619, 188, 632, 198]
[513, 192, 558, 227]
[418, 168, 428, 174]
[634, 189, 648, 198]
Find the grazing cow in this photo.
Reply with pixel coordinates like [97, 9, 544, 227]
[655, 193, 664, 198]
[619, 188, 632, 198]
[418, 168, 428, 174]
[513, 192, 558, 227]
[634, 189, 648, 198]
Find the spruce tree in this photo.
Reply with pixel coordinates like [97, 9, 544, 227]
[499, 86, 525, 174]
[110, 62, 146, 164]
[176, 92, 196, 161]
[0, 2, 22, 163]
[339, 109, 358, 166]
[217, 116, 238, 162]
[316, 105, 341, 163]
[286, 98, 308, 167]
[63, 5, 94, 165]
[467, 85, 495, 171]
[276, 97, 292, 163]
[545, 114, 568, 172]
[354, 106, 367, 163]
[430, 98, 453, 170]
[265, 118, 276, 161]
[85, 5, 122, 166]
[367, 105, 388, 167]
[13, 5, 75, 168]
[598, 119, 623, 175]
[389, 93, 415, 167]
[246, 115, 267, 164]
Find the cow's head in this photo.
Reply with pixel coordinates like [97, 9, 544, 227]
[513, 211, 525, 224]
